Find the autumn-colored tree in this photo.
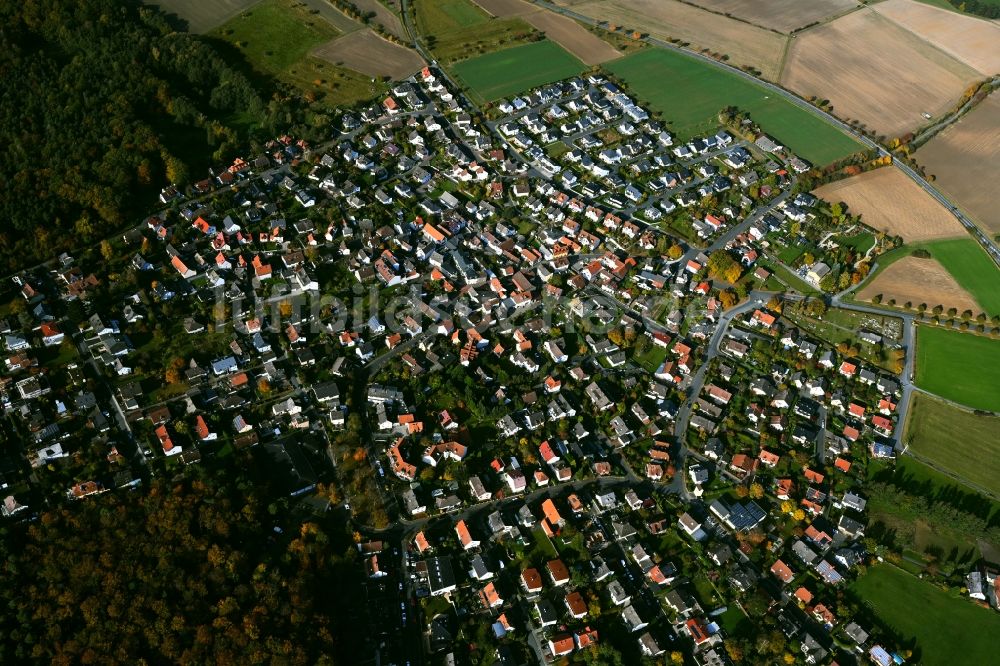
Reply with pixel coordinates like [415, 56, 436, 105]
[792, 509, 806, 521]
[749, 483, 764, 499]
[257, 378, 271, 394]
[719, 290, 737, 309]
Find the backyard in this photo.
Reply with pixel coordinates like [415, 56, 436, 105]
[604, 48, 863, 165]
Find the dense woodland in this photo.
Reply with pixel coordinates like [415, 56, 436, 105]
[0, 0, 321, 274]
[0, 466, 359, 664]
[947, 0, 1000, 19]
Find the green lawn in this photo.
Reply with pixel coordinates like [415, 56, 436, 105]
[915, 325, 1000, 411]
[924, 238, 1000, 315]
[634, 344, 668, 374]
[452, 40, 586, 102]
[837, 232, 876, 254]
[851, 565, 1000, 666]
[905, 392, 1000, 497]
[604, 49, 864, 165]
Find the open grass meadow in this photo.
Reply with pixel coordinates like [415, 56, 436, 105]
[415, 0, 489, 34]
[915, 325, 1000, 412]
[905, 392, 1000, 497]
[211, 0, 385, 106]
[924, 237, 1000, 315]
[604, 49, 864, 165]
[414, 0, 539, 63]
[212, 0, 338, 72]
[851, 565, 1000, 665]
[453, 40, 586, 102]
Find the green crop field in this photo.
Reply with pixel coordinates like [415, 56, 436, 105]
[453, 41, 586, 102]
[924, 238, 1000, 315]
[915, 325, 1000, 411]
[905, 392, 1000, 497]
[604, 49, 864, 166]
[851, 565, 1000, 665]
[415, 0, 488, 35]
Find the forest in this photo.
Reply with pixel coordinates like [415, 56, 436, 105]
[0, 0, 318, 274]
[0, 464, 360, 664]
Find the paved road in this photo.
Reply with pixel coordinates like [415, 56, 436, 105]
[530, 0, 1000, 268]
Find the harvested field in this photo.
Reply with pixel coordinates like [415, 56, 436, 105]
[571, 0, 788, 79]
[856, 256, 980, 314]
[813, 168, 966, 242]
[352, 0, 408, 39]
[472, 0, 622, 63]
[522, 10, 621, 64]
[313, 29, 425, 80]
[782, 9, 980, 137]
[156, 0, 259, 33]
[916, 93, 1000, 234]
[688, 0, 858, 33]
[874, 0, 1000, 75]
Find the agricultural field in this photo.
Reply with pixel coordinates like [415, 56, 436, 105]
[813, 168, 967, 242]
[452, 40, 586, 102]
[299, 0, 366, 33]
[905, 393, 1000, 498]
[471, 0, 621, 63]
[687, 0, 858, 33]
[471, 0, 535, 15]
[604, 49, 863, 165]
[211, 0, 386, 106]
[857, 255, 981, 315]
[915, 325, 1000, 412]
[155, 0, 259, 33]
[924, 238, 1000, 315]
[521, 10, 622, 65]
[782, 8, 980, 138]
[569, 0, 788, 79]
[351, 0, 408, 39]
[414, 0, 539, 63]
[874, 0, 1000, 75]
[916, 93, 1000, 235]
[415, 0, 489, 33]
[211, 0, 339, 71]
[850, 565, 1000, 666]
[313, 29, 424, 80]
